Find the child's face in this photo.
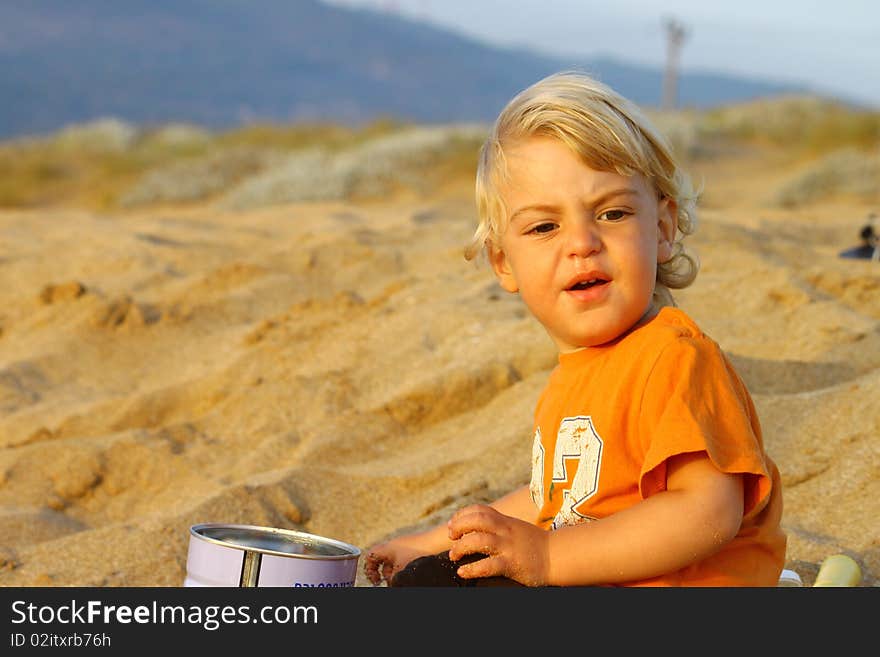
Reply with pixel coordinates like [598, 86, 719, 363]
[490, 136, 675, 352]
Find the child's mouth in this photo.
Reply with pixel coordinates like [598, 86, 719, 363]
[569, 278, 608, 291]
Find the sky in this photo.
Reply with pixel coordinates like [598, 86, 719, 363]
[326, 0, 880, 108]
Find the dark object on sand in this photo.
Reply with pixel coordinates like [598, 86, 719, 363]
[390, 551, 525, 587]
[839, 213, 878, 261]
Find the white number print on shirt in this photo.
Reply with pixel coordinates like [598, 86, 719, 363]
[530, 416, 604, 529]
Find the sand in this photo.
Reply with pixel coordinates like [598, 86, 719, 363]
[0, 122, 877, 588]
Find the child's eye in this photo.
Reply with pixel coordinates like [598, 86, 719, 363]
[598, 209, 628, 222]
[528, 222, 557, 234]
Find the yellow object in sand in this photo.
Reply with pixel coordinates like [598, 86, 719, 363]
[813, 554, 862, 587]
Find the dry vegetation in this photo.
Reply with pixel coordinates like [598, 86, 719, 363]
[1, 94, 876, 213]
[0, 117, 485, 211]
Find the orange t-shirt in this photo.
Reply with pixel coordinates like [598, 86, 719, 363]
[529, 306, 786, 586]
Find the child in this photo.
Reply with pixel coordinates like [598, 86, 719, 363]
[364, 70, 786, 587]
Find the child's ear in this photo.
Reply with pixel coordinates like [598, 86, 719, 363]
[657, 197, 677, 263]
[488, 244, 519, 293]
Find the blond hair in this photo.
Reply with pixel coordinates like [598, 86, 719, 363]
[466, 70, 699, 306]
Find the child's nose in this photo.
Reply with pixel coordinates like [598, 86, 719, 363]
[566, 221, 602, 258]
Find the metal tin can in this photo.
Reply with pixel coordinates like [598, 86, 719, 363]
[185, 523, 361, 588]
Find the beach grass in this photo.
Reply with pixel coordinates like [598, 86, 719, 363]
[2, 95, 875, 213]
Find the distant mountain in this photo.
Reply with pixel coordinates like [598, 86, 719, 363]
[0, 0, 812, 140]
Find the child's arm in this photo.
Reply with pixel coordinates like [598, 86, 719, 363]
[364, 484, 535, 585]
[448, 451, 744, 586]
[487, 484, 537, 522]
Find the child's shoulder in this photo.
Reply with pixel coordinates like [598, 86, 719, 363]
[556, 307, 715, 375]
[649, 306, 705, 339]
[626, 306, 721, 364]
[633, 305, 706, 344]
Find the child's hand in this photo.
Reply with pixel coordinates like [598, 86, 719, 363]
[447, 504, 550, 586]
[363, 540, 427, 586]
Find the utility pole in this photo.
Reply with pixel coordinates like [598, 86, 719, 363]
[662, 18, 688, 110]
